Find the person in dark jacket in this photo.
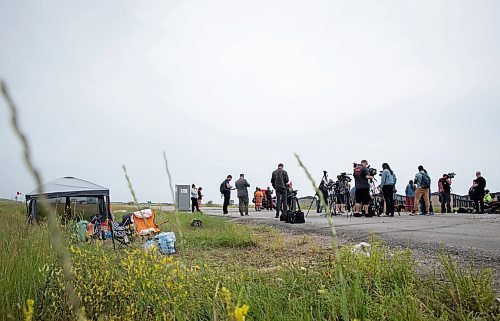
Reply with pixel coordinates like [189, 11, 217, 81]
[271, 163, 290, 218]
[438, 174, 452, 213]
[473, 171, 487, 214]
[235, 174, 251, 216]
[221, 175, 234, 214]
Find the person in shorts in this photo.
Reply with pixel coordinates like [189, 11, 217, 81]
[353, 160, 373, 216]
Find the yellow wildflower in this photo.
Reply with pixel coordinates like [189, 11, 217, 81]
[234, 304, 250, 321]
[221, 286, 232, 309]
[23, 299, 34, 321]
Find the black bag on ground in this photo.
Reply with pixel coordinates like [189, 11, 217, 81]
[286, 211, 295, 223]
[280, 212, 288, 222]
[293, 210, 305, 224]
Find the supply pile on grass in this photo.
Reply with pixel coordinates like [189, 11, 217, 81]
[1, 204, 498, 320]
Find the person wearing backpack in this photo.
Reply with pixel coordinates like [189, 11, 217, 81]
[380, 163, 397, 217]
[412, 165, 431, 215]
[220, 175, 235, 214]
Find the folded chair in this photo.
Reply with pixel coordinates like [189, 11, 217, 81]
[131, 209, 161, 237]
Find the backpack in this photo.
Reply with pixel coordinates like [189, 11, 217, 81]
[220, 181, 226, 194]
[293, 211, 305, 224]
[354, 165, 363, 177]
[420, 172, 431, 189]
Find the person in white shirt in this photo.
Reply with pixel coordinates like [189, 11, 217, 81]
[191, 184, 200, 212]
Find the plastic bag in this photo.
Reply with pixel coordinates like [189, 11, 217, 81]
[142, 239, 156, 252]
[156, 232, 176, 255]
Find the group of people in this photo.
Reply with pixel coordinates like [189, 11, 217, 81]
[404, 169, 489, 215]
[220, 163, 291, 218]
[469, 172, 489, 214]
[351, 160, 398, 216]
[190, 184, 203, 213]
[214, 160, 492, 217]
[349, 160, 491, 217]
[253, 187, 274, 211]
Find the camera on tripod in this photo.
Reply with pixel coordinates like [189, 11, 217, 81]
[368, 168, 378, 177]
[446, 172, 456, 178]
[288, 189, 298, 198]
[337, 172, 352, 183]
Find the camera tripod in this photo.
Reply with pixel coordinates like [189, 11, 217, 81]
[306, 171, 332, 217]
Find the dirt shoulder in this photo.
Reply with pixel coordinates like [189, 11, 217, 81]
[230, 216, 500, 293]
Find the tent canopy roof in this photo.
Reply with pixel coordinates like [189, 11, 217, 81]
[26, 177, 109, 200]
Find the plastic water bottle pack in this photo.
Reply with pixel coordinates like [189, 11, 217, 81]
[155, 232, 176, 255]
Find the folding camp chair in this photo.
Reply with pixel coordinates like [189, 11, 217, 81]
[131, 209, 161, 237]
[111, 214, 134, 248]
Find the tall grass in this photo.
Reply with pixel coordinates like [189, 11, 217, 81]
[0, 203, 53, 319]
[1, 203, 498, 320]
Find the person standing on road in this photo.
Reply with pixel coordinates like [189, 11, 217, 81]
[412, 165, 431, 215]
[438, 174, 452, 213]
[380, 163, 397, 217]
[197, 187, 203, 212]
[220, 175, 235, 214]
[191, 184, 200, 213]
[271, 163, 290, 218]
[405, 180, 416, 212]
[254, 188, 265, 211]
[473, 171, 487, 214]
[353, 160, 373, 216]
[265, 187, 273, 211]
[235, 174, 250, 216]
[419, 188, 434, 216]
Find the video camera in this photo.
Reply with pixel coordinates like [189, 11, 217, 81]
[368, 168, 378, 177]
[288, 190, 298, 198]
[337, 172, 352, 183]
[353, 163, 378, 177]
[446, 172, 456, 178]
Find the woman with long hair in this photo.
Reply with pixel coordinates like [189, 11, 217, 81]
[380, 163, 397, 217]
[197, 187, 203, 212]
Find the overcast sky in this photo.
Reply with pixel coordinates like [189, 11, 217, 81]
[1, 0, 499, 204]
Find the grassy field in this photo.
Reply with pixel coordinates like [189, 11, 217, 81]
[1, 203, 499, 321]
